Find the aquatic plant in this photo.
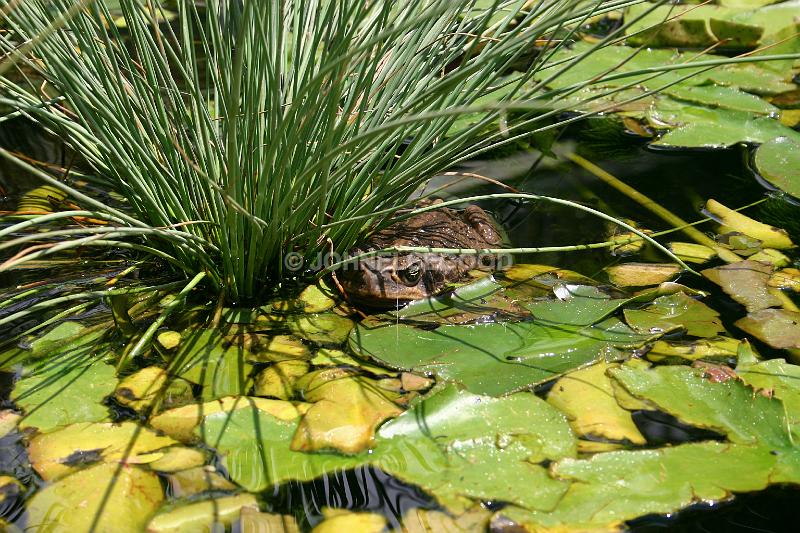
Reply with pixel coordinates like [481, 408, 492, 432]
[0, 0, 794, 305]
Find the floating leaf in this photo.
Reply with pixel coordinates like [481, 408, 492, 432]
[28, 421, 178, 480]
[146, 447, 207, 473]
[174, 329, 254, 400]
[198, 385, 575, 513]
[165, 466, 236, 498]
[705, 199, 794, 249]
[735, 308, 800, 349]
[604, 263, 681, 288]
[114, 366, 193, 413]
[26, 463, 163, 533]
[12, 358, 116, 432]
[737, 357, 800, 433]
[291, 372, 403, 454]
[350, 316, 656, 395]
[146, 494, 258, 533]
[402, 507, 491, 533]
[312, 508, 386, 533]
[150, 396, 301, 443]
[239, 508, 301, 533]
[547, 362, 646, 444]
[702, 260, 783, 312]
[667, 242, 717, 264]
[253, 360, 310, 400]
[754, 136, 800, 199]
[645, 336, 741, 362]
[0, 410, 20, 438]
[623, 292, 724, 338]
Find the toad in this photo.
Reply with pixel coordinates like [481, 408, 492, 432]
[338, 203, 503, 307]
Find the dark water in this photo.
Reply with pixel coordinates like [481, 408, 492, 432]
[2, 119, 800, 531]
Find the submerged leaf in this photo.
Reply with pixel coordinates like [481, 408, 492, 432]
[702, 260, 783, 312]
[174, 329, 254, 400]
[735, 308, 800, 349]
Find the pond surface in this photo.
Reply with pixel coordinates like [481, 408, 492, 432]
[2, 121, 800, 532]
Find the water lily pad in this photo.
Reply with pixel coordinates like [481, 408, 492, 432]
[645, 336, 741, 362]
[26, 463, 163, 533]
[165, 466, 237, 498]
[312, 508, 386, 533]
[705, 199, 794, 249]
[702, 260, 783, 312]
[239, 508, 301, 533]
[258, 313, 354, 344]
[668, 242, 717, 264]
[197, 385, 575, 513]
[623, 292, 724, 337]
[754, 136, 800, 199]
[547, 361, 646, 444]
[0, 410, 20, 438]
[12, 358, 116, 432]
[402, 507, 491, 533]
[604, 263, 681, 288]
[735, 308, 800, 349]
[150, 396, 301, 442]
[114, 366, 193, 413]
[146, 446, 207, 473]
[350, 318, 656, 396]
[28, 421, 178, 480]
[737, 356, 800, 434]
[146, 494, 258, 533]
[242, 334, 310, 363]
[253, 360, 310, 400]
[291, 372, 403, 454]
[174, 329, 254, 400]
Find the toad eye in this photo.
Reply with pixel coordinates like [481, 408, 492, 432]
[398, 263, 423, 285]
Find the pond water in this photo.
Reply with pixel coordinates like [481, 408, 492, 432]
[2, 119, 800, 532]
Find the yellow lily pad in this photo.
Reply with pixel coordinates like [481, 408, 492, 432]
[702, 260, 783, 312]
[402, 507, 491, 533]
[157, 330, 181, 350]
[244, 334, 310, 363]
[146, 494, 259, 533]
[26, 463, 163, 533]
[706, 199, 794, 249]
[736, 309, 800, 349]
[28, 421, 178, 480]
[150, 396, 301, 442]
[605, 263, 681, 287]
[311, 508, 387, 533]
[165, 466, 237, 498]
[547, 362, 646, 444]
[0, 410, 20, 438]
[254, 360, 310, 400]
[114, 366, 193, 413]
[768, 268, 800, 292]
[239, 507, 301, 533]
[147, 446, 207, 473]
[646, 337, 741, 362]
[291, 373, 403, 454]
[668, 242, 717, 264]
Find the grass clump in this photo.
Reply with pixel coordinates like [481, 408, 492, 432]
[0, 0, 769, 303]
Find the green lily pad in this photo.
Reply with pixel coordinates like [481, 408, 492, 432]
[12, 358, 116, 432]
[26, 463, 163, 533]
[0, 321, 105, 369]
[506, 360, 800, 530]
[735, 308, 800, 349]
[198, 385, 575, 513]
[349, 318, 656, 396]
[754, 137, 800, 199]
[737, 356, 800, 435]
[28, 421, 178, 480]
[173, 329, 254, 400]
[623, 292, 724, 338]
